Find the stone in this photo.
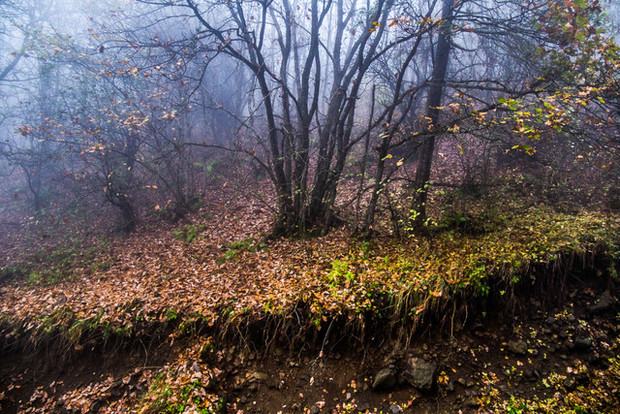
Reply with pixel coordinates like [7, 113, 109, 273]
[252, 372, 269, 381]
[507, 340, 528, 355]
[390, 404, 403, 413]
[588, 290, 614, 314]
[403, 358, 437, 391]
[191, 361, 201, 373]
[309, 405, 320, 414]
[372, 367, 397, 391]
[574, 337, 593, 351]
[563, 377, 577, 390]
[457, 378, 474, 388]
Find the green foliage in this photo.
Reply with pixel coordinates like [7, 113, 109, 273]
[438, 210, 470, 230]
[28, 269, 67, 286]
[90, 261, 111, 272]
[360, 240, 371, 257]
[307, 206, 620, 324]
[173, 224, 206, 243]
[142, 376, 223, 414]
[165, 308, 178, 321]
[0, 266, 27, 282]
[17, 242, 107, 285]
[16, 243, 108, 284]
[194, 158, 223, 182]
[220, 238, 267, 262]
[483, 356, 620, 413]
[326, 259, 356, 288]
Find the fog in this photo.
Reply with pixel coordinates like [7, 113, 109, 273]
[0, 0, 618, 235]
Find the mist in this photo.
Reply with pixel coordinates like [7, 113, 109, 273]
[0, 0, 618, 235]
[1, 1, 620, 412]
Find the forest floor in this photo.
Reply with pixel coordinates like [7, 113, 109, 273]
[0, 183, 619, 413]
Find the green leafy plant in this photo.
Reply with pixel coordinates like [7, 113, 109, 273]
[220, 238, 267, 262]
[326, 259, 356, 288]
[173, 224, 206, 243]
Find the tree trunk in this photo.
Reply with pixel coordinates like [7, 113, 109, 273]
[411, 0, 453, 230]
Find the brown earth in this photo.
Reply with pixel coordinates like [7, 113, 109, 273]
[1, 273, 617, 413]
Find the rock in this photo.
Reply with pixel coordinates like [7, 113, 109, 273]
[524, 369, 537, 381]
[191, 361, 201, 373]
[372, 367, 397, 391]
[457, 378, 475, 388]
[563, 377, 577, 390]
[507, 340, 528, 355]
[403, 358, 437, 391]
[544, 316, 556, 326]
[390, 404, 403, 413]
[588, 290, 614, 314]
[309, 405, 320, 414]
[358, 403, 370, 412]
[574, 337, 593, 351]
[252, 372, 269, 381]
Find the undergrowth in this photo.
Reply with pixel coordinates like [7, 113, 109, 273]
[173, 224, 206, 243]
[483, 356, 620, 413]
[219, 237, 267, 262]
[1, 206, 618, 355]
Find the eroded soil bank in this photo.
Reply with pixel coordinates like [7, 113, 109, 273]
[1, 273, 617, 413]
